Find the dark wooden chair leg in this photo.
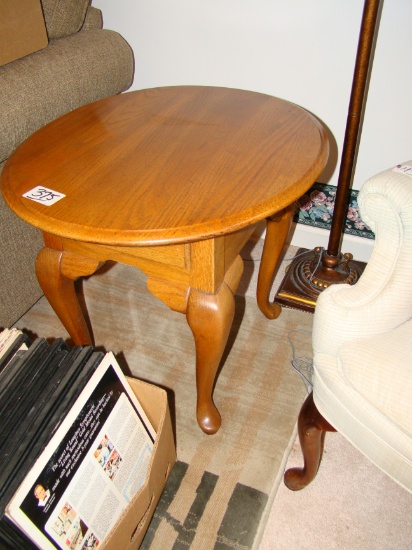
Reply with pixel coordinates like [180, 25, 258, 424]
[284, 392, 336, 491]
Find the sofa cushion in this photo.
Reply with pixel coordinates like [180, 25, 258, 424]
[41, 0, 90, 39]
[337, 320, 412, 437]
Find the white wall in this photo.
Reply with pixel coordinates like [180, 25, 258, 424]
[94, 0, 411, 261]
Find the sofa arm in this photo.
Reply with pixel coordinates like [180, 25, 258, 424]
[0, 28, 134, 164]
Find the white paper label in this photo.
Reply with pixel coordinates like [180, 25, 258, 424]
[23, 186, 66, 205]
[393, 164, 412, 177]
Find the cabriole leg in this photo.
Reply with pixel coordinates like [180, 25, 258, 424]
[284, 392, 336, 490]
[186, 281, 235, 435]
[36, 247, 102, 345]
[257, 205, 295, 319]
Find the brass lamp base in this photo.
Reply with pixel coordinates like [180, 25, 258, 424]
[274, 247, 366, 313]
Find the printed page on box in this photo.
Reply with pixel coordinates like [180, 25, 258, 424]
[6, 352, 156, 550]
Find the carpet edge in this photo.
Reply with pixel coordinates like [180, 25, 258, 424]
[251, 421, 300, 550]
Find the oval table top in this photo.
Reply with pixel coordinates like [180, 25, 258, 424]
[1, 86, 329, 246]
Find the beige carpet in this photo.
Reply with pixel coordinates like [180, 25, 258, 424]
[13, 239, 311, 549]
[12, 238, 412, 548]
[258, 431, 412, 550]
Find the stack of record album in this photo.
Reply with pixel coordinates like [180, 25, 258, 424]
[0, 328, 104, 549]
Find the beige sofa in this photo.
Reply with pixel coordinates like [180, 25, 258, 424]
[0, 0, 134, 329]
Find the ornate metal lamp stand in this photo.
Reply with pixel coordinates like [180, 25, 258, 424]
[275, 0, 383, 312]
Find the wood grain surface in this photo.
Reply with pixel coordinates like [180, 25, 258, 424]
[1, 86, 328, 246]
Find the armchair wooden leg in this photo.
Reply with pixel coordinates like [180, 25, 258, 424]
[284, 392, 336, 491]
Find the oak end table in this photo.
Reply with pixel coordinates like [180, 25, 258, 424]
[1, 86, 328, 434]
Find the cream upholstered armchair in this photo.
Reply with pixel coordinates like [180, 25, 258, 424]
[284, 161, 412, 493]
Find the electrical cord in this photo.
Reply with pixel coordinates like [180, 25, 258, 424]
[242, 243, 320, 393]
[287, 329, 313, 393]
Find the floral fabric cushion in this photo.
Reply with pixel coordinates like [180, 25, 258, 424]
[41, 0, 90, 39]
[295, 182, 375, 240]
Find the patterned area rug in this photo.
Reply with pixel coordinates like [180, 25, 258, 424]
[14, 253, 312, 549]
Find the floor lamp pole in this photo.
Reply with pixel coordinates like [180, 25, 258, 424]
[326, 0, 382, 261]
[274, 0, 383, 312]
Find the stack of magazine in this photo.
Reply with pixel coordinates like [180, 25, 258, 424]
[0, 328, 156, 550]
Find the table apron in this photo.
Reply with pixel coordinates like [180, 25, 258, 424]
[42, 224, 256, 293]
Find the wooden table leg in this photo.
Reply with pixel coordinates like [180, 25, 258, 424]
[36, 246, 102, 345]
[186, 281, 235, 434]
[148, 254, 244, 434]
[37, 232, 242, 434]
[257, 205, 295, 319]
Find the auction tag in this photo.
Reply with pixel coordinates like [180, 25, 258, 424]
[393, 164, 412, 177]
[23, 186, 66, 205]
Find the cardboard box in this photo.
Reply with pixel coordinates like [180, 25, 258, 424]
[100, 377, 176, 549]
[0, 0, 48, 66]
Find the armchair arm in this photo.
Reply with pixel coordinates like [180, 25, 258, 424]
[313, 161, 412, 356]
